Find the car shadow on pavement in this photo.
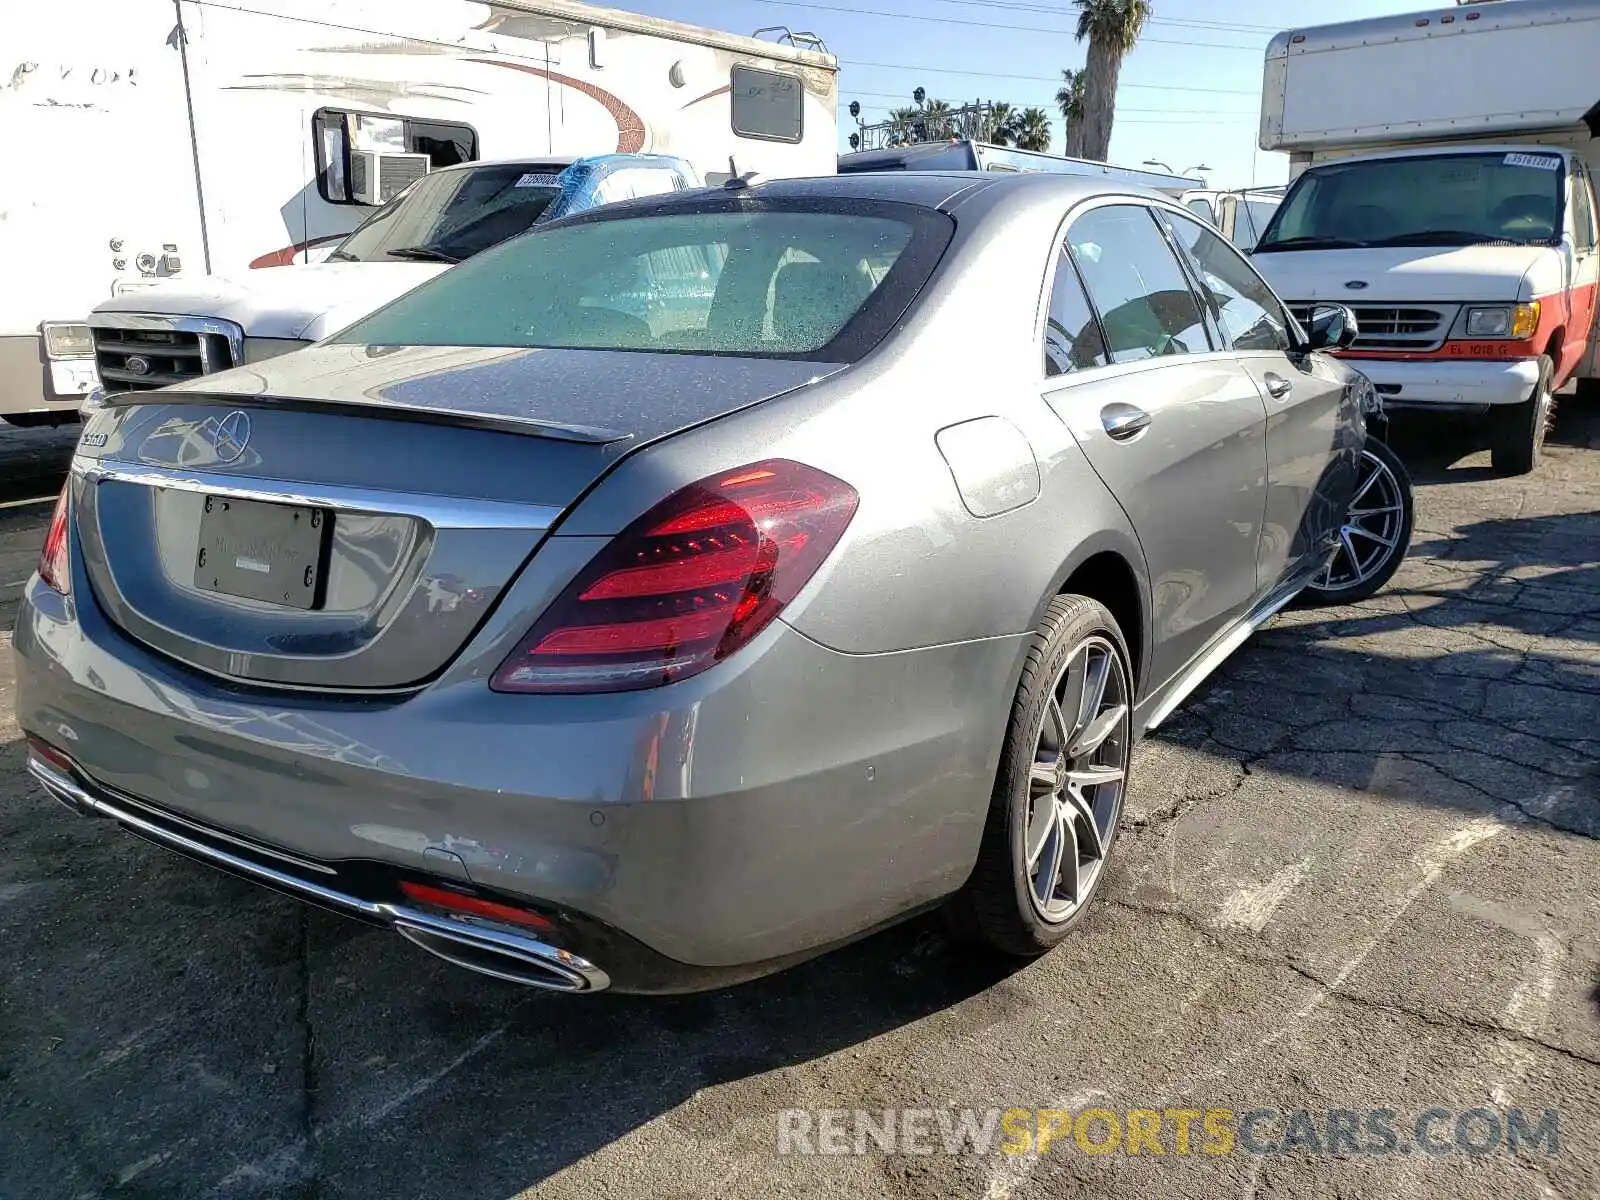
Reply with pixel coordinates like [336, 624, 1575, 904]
[1386, 394, 1597, 484]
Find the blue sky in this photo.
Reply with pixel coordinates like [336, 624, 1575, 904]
[622, 0, 1423, 187]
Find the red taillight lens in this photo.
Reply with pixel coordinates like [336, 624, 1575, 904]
[38, 485, 71, 595]
[491, 459, 858, 694]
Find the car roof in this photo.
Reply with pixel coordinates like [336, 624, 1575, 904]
[431, 155, 581, 175]
[667, 170, 1170, 215]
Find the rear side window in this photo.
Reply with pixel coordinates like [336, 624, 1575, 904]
[731, 67, 803, 143]
[1043, 250, 1109, 376]
[335, 202, 953, 362]
[1162, 209, 1293, 352]
[1067, 205, 1210, 362]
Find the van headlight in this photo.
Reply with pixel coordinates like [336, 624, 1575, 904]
[1464, 302, 1539, 339]
[42, 323, 93, 359]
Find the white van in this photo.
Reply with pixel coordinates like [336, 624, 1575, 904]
[1252, 0, 1600, 475]
[4, 0, 837, 425]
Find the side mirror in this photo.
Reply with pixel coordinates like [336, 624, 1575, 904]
[1304, 302, 1359, 351]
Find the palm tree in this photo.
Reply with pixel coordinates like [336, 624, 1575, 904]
[887, 106, 918, 146]
[920, 99, 954, 142]
[1055, 68, 1088, 157]
[984, 102, 1017, 146]
[1073, 0, 1152, 162]
[1013, 107, 1053, 153]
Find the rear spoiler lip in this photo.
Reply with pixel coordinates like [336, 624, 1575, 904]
[96, 389, 633, 446]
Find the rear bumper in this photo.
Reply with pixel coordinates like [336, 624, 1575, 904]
[1343, 356, 1541, 409]
[25, 749, 610, 992]
[13, 573, 1021, 989]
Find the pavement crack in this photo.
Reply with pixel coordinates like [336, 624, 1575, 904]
[1106, 898, 1600, 1075]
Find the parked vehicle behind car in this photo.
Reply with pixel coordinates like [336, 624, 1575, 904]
[1254, 0, 1600, 476]
[15, 172, 1411, 994]
[86, 153, 702, 399]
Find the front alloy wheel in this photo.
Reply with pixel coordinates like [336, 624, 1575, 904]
[1302, 438, 1414, 606]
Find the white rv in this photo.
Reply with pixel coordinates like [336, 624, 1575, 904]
[1253, 0, 1600, 475]
[3, 0, 838, 424]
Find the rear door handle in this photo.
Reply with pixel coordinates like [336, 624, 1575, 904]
[1263, 372, 1293, 400]
[1101, 404, 1151, 441]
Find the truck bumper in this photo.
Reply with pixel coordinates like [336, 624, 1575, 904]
[0, 333, 96, 419]
[1344, 356, 1541, 410]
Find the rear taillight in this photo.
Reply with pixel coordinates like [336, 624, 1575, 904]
[38, 485, 71, 595]
[491, 459, 858, 694]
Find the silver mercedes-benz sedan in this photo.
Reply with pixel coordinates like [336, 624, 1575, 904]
[13, 172, 1412, 994]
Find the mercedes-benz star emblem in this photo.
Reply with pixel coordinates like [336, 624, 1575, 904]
[124, 355, 151, 376]
[212, 410, 252, 464]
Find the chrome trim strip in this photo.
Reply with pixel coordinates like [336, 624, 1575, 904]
[88, 312, 245, 371]
[1141, 583, 1303, 733]
[74, 459, 564, 533]
[26, 754, 610, 993]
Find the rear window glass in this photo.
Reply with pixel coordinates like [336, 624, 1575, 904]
[335, 204, 950, 361]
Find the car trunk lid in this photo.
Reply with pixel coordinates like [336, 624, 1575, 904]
[73, 345, 840, 690]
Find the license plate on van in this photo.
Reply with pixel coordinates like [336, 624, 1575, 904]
[195, 496, 332, 610]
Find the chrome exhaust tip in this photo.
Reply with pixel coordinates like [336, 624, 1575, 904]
[25, 747, 611, 994]
[394, 920, 607, 993]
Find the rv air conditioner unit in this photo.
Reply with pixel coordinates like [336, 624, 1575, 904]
[350, 151, 430, 205]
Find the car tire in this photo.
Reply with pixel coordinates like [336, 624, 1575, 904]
[1489, 356, 1553, 477]
[950, 594, 1133, 958]
[1300, 438, 1414, 607]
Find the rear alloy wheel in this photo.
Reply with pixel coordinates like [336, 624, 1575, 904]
[1490, 356, 1554, 477]
[1302, 438, 1414, 606]
[953, 595, 1132, 957]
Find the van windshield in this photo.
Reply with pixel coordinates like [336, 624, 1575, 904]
[328, 164, 567, 264]
[1256, 152, 1565, 251]
[333, 202, 951, 362]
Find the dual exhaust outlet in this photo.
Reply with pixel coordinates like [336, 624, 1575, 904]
[25, 746, 610, 994]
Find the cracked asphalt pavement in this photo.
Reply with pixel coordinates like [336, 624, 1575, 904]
[1, 410, 1598, 1199]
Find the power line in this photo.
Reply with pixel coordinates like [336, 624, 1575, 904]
[926, 0, 1280, 35]
[742, 0, 1264, 49]
[840, 58, 1261, 95]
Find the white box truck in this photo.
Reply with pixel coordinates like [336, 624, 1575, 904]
[3, 0, 838, 425]
[1252, 0, 1600, 475]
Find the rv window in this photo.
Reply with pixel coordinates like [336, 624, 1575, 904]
[314, 108, 480, 204]
[1186, 197, 1216, 224]
[730, 66, 804, 143]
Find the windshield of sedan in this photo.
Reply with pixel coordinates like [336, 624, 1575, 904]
[335, 205, 946, 360]
[1255, 152, 1565, 251]
[328, 164, 567, 264]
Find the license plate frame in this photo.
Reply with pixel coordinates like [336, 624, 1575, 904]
[194, 495, 332, 610]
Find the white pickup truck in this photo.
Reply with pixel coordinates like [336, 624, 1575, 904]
[87, 154, 699, 397]
[1253, 0, 1600, 476]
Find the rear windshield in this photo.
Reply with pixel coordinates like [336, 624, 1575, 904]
[1257, 151, 1566, 251]
[334, 200, 952, 361]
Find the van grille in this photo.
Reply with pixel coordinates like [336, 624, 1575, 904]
[91, 323, 238, 391]
[1288, 303, 1457, 352]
